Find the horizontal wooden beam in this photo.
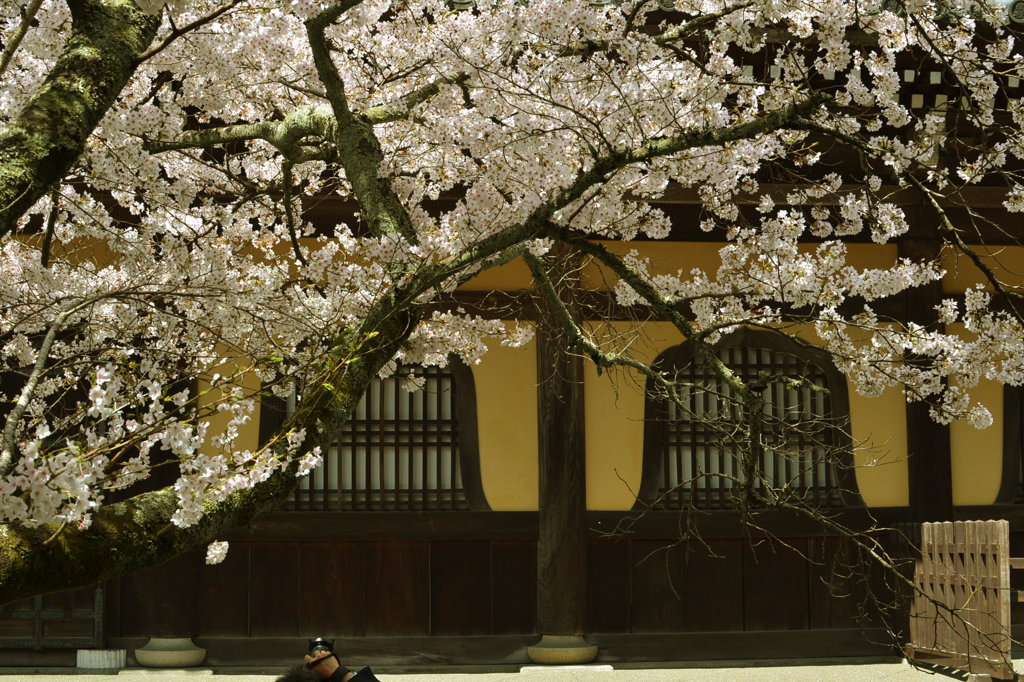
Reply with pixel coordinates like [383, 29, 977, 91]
[227, 506, 1024, 544]
[656, 183, 964, 207]
[588, 507, 913, 540]
[434, 288, 910, 323]
[224, 510, 539, 542]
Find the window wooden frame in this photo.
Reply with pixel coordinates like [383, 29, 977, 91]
[635, 328, 860, 511]
[259, 359, 489, 511]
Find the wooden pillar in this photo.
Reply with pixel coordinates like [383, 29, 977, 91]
[536, 318, 587, 635]
[900, 233, 953, 522]
[528, 247, 596, 663]
[130, 554, 207, 667]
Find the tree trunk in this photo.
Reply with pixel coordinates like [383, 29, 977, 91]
[0, 0, 159, 234]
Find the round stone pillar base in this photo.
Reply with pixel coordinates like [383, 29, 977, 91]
[134, 637, 207, 667]
[526, 635, 599, 664]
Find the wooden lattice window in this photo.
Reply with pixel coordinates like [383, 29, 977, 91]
[637, 329, 857, 511]
[262, 362, 487, 511]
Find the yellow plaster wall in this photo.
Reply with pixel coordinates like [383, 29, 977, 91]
[198, 359, 263, 458]
[579, 242, 899, 290]
[950, 378, 1004, 505]
[472, 335, 539, 510]
[787, 322, 910, 507]
[942, 245, 1024, 294]
[848, 387, 909, 507]
[584, 322, 684, 509]
[843, 243, 899, 270]
[581, 242, 726, 289]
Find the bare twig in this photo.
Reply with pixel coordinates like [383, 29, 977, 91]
[137, 0, 244, 63]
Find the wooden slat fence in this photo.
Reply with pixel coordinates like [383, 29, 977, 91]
[906, 520, 1017, 681]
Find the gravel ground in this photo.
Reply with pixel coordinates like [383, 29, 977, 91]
[0, 660, 974, 681]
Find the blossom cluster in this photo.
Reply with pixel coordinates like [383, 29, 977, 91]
[2, 0, 1023, 536]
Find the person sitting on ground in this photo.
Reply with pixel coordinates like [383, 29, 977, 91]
[275, 647, 380, 682]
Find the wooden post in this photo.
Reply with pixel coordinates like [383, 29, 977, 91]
[131, 554, 207, 667]
[536, 319, 587, 635]
[900, 232, 953, 522]
[528, 246, 597, 664]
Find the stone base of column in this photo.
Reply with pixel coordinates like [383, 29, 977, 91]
[526, 635, 599, 664]
[134, 637, 207, 667]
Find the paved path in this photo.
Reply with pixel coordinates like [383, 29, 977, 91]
[0, 661, 972, 681]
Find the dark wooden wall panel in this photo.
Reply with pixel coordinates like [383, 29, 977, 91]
[630, 540, 687, 633]
[103, 510, 908, 653]
[0, 618, 33, 640]
[807, 537, 863, 629]
[807, 537, 856, 629]
[679, 540, 743, 632]
[490, 541, 536, 635]
[116, 554, 202, 638]
[250, 544, 300, 637]
[587, 541, 631, 633]
[69, 588, 95, 612]
[197, 544, 250, 637]
[430, 542, 491, 635]
[743, 539, 810, 631]
[298, 543, 367, 637]
[365, 543, 430, 636]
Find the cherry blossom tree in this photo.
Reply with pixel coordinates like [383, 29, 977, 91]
[2, 0, 1024, 603]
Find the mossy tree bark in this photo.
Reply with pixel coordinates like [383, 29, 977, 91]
[0, 0, 159, 236]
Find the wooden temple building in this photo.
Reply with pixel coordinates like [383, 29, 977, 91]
[4, 26, 1024, 673]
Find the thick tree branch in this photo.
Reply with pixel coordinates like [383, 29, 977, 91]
[0, 0, 160, 236]
[147, 69, 463, 156]
[147, 105, 338, 158]
[0, 467, 295, 604]
[0, 0, 45, 78]
[361, 72, 469, 124]
[305, 2, 418, 244]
